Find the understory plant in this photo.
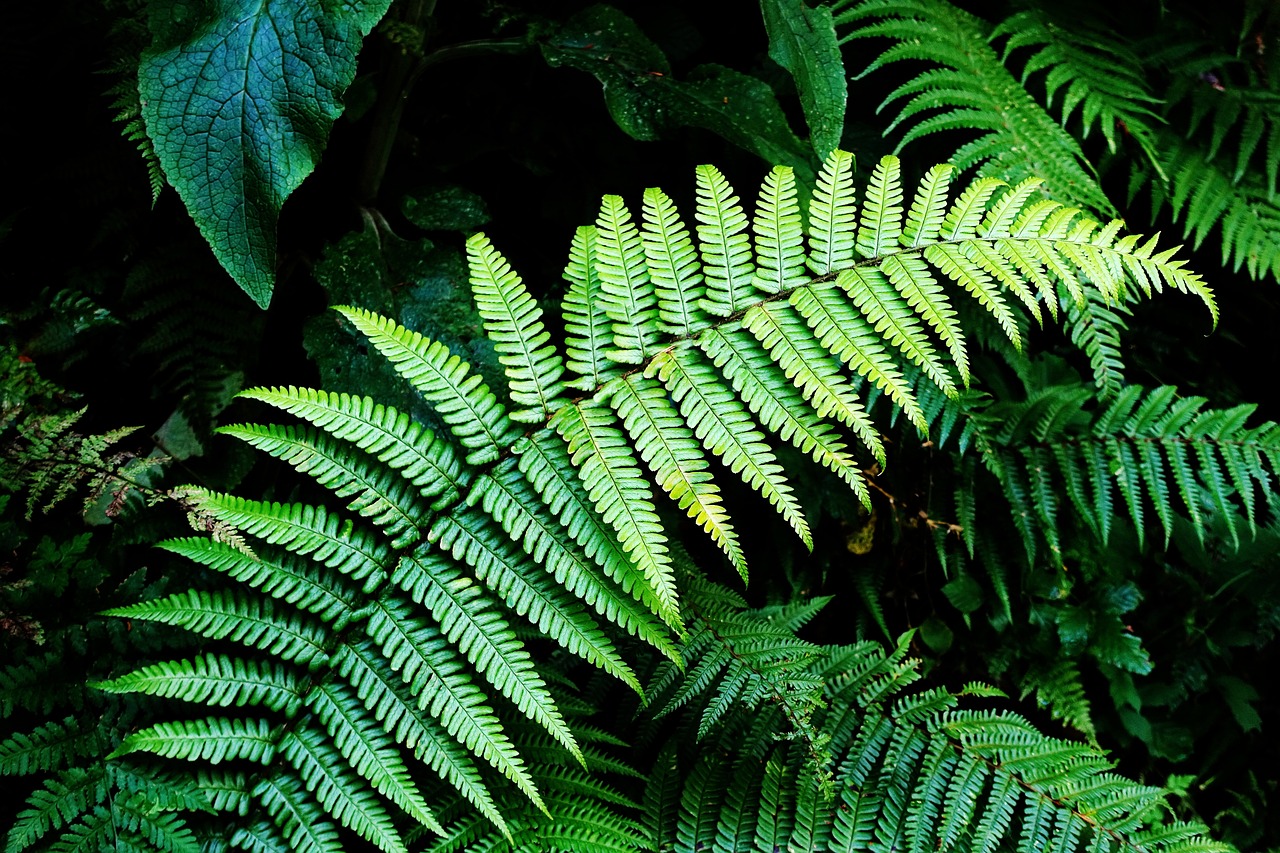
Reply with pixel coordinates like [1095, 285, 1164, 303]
[3, 0, 1279, 851]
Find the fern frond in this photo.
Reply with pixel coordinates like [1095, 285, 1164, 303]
[103, 589, 329, 666]
[113, 718, 278, 764]
[609, 374, 747, 581]
[331, 639, 507, 835]
[594, 195, 662, 363]
[253, 773, 343, 853]
[237, 387, 466, 508]
[0, 718, 105, 777]
[1138, 131, 1280, 281]
[551, 402, 681, 627]
[94, 654, 303, 714]
[979, 381, 1280, 556]
[307, 680, 443, 835]
[335, 306, 520, 465]
[641, 624, 1222, 853]
[993, 8, 1163, 160]
[219, 423, 428, 549]
[642, 187, 709, 337]
[752, 166, 808, 294]
[562, 226, 621, 391]
[695, 165, 756, 317]
[157, 538, 360, 625]
[7, 767, 104, 853]
[835, 0, 1114, 215]
[650, 348, 811, 549]
[182, 491, 391, 591]
[387, 554, 582, 764]
[278, 725, 406, 853]
[509, 432, 679, 657]
[363, 596, 546, 812]
[109, 151, 1220, 851]
[466, 233, 566, 422]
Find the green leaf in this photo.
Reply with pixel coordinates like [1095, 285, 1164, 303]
[542, 7, 811, 178]
[139, 0, 394, 307]
[761, 0, 847, 159]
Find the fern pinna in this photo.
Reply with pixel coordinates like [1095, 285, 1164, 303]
[93, 152, 1217, 851]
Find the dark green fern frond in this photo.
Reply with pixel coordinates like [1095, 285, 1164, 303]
[644, 568, 829, 744]
[833, 0, 1115, 215]
[1020, 658, 1097, 742]
[993, 7, 1164, 168]
[1063, 287, 1131, 398]
[639, 627, 1224, 853]
[103, 57, 165, 205]
[983, 382, 1280, 553]
[1135, 131, 1280, 281]
[100, 4, 164, 203]
[122, 241, 262, 432]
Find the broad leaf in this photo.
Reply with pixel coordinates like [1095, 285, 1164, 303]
[761, 0, 847, 160]
[140, 0, 394, 307]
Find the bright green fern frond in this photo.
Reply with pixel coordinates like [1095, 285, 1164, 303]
[742, 298, 884, 471]
[103, 589, 329, 666]
[113, 718, 277, 765]
[307, 679, 443, 835]
[253, 773, 343, 853]
[422, 498, 656, 734]
[238, 387, 466, 509]
[335, 306, 521, 465]
[182, 490, 391, 592]
[695, 165, 756, 317]
[752, 165, 807, 294]
[511, 431, 679, 655]
[700, 326, 880, 484]
[466, 233, 566, 423]
[387, 553, 582, 764]
[331, 639, 507, 836]
[106, 150, 1222, 852]
[642, 187, 708, 337]
[219, 423, 428, 549]
[650, 347, 812, 550]
[609, 373, 746, 581]
[807, 148, 858, 275]
[363, 596, 546, 812]
[551, 401, 681, 628]
[95, 654, 303, 715]
[469, 461, 662, 680]
[562, 226, 621, 391]
[594, 195, 662, 363]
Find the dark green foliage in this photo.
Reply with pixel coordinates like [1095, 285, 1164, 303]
[8, 0, 1280, 850]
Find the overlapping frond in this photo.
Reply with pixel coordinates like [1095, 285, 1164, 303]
[993, 8, 1163, 163]
[103, 151, 1215, 851]
[640, 628, 1227, 853]
[981, 382, 1280, 554]
[833, 0, 1115, 215]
